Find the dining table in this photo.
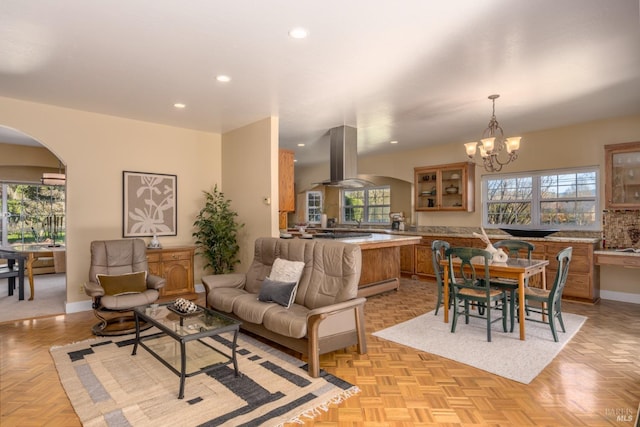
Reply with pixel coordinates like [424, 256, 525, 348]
[1, 244, 66, 301]
[441, 256, 549, 340]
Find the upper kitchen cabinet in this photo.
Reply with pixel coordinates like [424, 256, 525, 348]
[279, 149, 295, 229]
[415, 162, 475, 212]
[605, 141, 640, 209]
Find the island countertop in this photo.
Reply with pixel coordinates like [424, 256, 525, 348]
[332, 233, 421, 249]
[299, 227, 600, 244]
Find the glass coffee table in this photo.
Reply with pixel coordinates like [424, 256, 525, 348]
[132, 302, 241, 399]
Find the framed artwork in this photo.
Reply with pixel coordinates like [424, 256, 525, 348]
[123, 171, 177, 237]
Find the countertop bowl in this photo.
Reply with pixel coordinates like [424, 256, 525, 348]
[499, 228, 560, 238]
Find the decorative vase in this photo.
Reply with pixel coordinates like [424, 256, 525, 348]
[150, 234, 160, 248]
[321, 213, 328, 229]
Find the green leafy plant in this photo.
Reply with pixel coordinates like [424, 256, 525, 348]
[192, 185, 244, 274]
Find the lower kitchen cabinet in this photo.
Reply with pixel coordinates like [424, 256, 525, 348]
[146, 246, 197, 300]
[400, 244, 415, 275]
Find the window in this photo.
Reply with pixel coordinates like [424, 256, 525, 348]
[342, 186, 391, 224]
[482, 167, 599, 230]
[305, 191, 322, 224]
[1, 182, 66, 246]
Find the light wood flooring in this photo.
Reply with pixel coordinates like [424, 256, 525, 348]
[1, 278, 638, 426]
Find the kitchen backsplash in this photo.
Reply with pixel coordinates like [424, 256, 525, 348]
[602, 209, 640, 249]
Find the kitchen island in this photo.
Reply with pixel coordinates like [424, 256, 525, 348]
[328, 233, 421, 297]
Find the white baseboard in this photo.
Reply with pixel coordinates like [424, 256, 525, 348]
[600, 290, 640, 304]
[66, 299, 93, 314]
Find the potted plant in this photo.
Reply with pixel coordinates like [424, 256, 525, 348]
[192, 185, 244, 274]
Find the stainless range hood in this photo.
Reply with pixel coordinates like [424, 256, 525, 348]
[319, 125, 373, 187]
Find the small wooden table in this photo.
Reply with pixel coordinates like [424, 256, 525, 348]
[441, 257, 549, 340]
[1, 244, 65, 300]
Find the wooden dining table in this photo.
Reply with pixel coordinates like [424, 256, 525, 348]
[441, 257, 549, 340]
[1, 244, 66, 301]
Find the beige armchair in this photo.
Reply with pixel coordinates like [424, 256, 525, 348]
[84, 239, 166, 336]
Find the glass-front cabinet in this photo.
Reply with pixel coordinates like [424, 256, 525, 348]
[414, 162, 475, 212]
[605, 141, 640, 208]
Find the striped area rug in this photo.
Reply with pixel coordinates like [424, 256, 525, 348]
[50, 331, 359, 426]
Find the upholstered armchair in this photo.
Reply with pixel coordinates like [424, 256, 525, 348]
[84, 239, 166, 336]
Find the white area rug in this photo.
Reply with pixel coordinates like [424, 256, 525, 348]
[0, 273, 66, 323]
[373, 309, 587, 384]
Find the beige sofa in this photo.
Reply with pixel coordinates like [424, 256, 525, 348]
[201, 237, 367, 377]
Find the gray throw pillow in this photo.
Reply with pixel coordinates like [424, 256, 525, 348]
[258, 277, 298, 308]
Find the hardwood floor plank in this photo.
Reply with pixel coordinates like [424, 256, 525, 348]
[0, 278, 638, 426]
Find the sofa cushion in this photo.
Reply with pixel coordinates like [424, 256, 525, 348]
[258, 278, 298, 308]
[262, 303, 309, 338]
[209, 287, 248, 313]
[232, 293, 279, 324]
[96, 271, 147, 295]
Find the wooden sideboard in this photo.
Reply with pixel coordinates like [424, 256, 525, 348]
[401, 235, 600, 304]
[146, 246, 197, 301]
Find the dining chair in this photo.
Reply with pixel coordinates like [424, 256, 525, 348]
[431, 239, 450, 315]
[490, 240, 535, 331]
[446, 247, 508, 342]
[515, 246, 572, 342]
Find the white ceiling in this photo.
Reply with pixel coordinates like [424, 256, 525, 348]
[1, 0, 639, 166]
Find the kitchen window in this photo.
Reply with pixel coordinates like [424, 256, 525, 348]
[482, 167, 599, 230]
[342, 186, 391, 225]
[305, 191, 323, 224]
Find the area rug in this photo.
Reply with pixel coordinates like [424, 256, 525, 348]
[50, 331, 359, 426]
[0, 273, 66, 323]
[373, 309, 587, 384]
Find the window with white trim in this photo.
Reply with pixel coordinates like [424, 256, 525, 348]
[482, 167, 599, 230]
[342, 186, 391, 225]
[305, 191, 322, 224]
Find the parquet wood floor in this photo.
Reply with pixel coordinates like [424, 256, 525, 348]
[1, 278, 638, 426]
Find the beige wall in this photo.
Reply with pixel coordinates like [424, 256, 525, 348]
[295, 114, 640, 299]
[0, 144, 62, 183]
[221, 117, 279, 271]
[0, 96, 222, 306]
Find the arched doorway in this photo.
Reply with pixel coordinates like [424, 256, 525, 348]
[0, 125, 67, 321]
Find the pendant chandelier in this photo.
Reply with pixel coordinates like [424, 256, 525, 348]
[464, 94, 522, 172]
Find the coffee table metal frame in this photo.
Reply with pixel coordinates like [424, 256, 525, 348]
[132, 302, 241, 399]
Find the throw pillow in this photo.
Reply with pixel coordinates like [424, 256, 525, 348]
[258, 277, 298, 308]
[269, 258, 305, 284]
[96, 271, 147, 296]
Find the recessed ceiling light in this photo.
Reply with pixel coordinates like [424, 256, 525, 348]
[390, 140, 399, 144]
[216, 75, 231, 82]
[288, 27, 308, 39]
[174, 103, 186, 109]
[297, 143, 305, 147]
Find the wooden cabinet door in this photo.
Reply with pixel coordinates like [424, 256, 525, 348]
[604, 141, 640, 208]
[415, 162, 475, 212]
[279, 149, 295, 212]
[400, 244, 415, 274]
[415, 243, 434, 277]
[162, 259, 193, 297]
[147, 247, 196, 300]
